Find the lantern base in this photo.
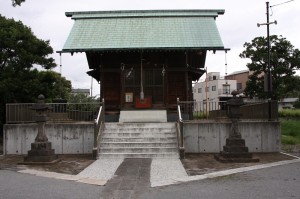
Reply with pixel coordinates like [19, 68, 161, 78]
[23, 141, 58, 164]
[215, 138, 259, 163]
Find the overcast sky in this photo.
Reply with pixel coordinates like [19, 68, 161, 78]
[1, 0, 299, 96]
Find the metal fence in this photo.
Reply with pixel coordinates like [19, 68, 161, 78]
[6, 102, 101, 124]
[177, 100, 227, 120]
[177, 100, 278, 120]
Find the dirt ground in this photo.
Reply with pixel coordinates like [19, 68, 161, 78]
[281, 145, 300, 157]
[0, 152, 298, 176]
[181, 153, 298, 176]
[0, 154, 94, 175]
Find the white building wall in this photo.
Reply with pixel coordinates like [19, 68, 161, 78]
[193, 72, 237, 103]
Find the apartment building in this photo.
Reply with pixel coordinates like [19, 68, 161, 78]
[225, 69, 250, 93]
[193, 72, 237, 104]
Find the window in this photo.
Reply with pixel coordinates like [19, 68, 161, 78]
[213, 76, 217, 80]
[223, 85, 230, 94]
[212, 86, 216, 91]
[198, 88, 202, 93]
[205, 87, 209, 92]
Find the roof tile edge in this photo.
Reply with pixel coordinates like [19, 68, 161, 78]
[65, 9, 225, 18]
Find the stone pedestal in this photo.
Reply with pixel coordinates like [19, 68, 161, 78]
[24, 141, 58, 163]
[215, 138, 259, 163]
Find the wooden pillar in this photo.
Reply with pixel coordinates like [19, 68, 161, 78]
[185, 71, 189, 101]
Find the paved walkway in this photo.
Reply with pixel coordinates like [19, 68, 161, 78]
[100, 158, 151, 199]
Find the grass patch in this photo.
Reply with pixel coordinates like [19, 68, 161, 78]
[279, 109, 300, 118]
[281, 120, 300, 145]
[193, 112, 207, 119]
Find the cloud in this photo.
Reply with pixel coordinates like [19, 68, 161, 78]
[1, 0, 299, 94]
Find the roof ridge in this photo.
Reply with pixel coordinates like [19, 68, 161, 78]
[66, 9, 225, 18]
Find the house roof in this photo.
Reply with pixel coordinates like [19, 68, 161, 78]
[62, 9, 225, 52]
[226, 69, 249, 76]
[71, 88, 90, 94]
[280, 98, 298, 103]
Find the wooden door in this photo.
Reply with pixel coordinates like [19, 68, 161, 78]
[144, 69, 164, 105]
[103, 72, 121, 110]
[167, 72, 185, 105]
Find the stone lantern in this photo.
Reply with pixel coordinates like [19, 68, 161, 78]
[24, 94, 58, 164]
[215, 91, 259, 163]
[226, 90, 244, 139]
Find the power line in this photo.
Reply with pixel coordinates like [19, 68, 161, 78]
[270, 0, 295, 8]
[270, 0, 295, 16]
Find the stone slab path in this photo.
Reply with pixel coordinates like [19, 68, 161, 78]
[100, 158, 152, 199]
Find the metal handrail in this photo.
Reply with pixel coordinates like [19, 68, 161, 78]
[177, 104, 183, 123]
[93, 98, 105, 159]
[177, 98, 184, 159]
[95, 106, 102, 126]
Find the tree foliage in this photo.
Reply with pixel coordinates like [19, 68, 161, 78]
[68, 93, 100, 104]
[0, 15, 72, 126]
[0, 15, 56, 71]
[11, 0, 25, 6]
[240, 35, 300, 100]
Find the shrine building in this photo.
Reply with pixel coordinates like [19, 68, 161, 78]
[61, 9, 226, 120]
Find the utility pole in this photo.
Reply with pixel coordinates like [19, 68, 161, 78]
[257, 1, 277, 120]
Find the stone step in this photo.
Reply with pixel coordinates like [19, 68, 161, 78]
[119, 110, 167, 123]
[102, 137, 177, 142]
[100, 147, 178, 153]
[98, 152, 179, 159]
[105, 122, 175, 129]
[100, 142, 177, 148]
[98, 122, 179, 159]
[102, 132, 177, 138]
[103, 128, 176, 133]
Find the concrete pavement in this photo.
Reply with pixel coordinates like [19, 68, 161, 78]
[14, 154, 300, 188]
[1, 153, 300, 199]
[140, 161, 300, 199]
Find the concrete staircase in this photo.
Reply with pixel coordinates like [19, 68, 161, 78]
[98, 122, 179, 158]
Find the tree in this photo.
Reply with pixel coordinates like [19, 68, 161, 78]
[0, 15, 71, 132]
[0, 15, 56, 71]
[11, 0, 25, 6]
[68, 93, 100, 104]
[294, 98, 300, 109]
[240, 35, 300, 100]
[0, 69, 71, 103]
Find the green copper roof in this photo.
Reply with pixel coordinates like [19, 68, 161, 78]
[62, 10, 225, 52]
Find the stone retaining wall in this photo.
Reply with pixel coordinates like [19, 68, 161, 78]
[4, 123, 94, 155]
[183, 120, 281, 153]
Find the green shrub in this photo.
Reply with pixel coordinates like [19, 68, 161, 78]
[193, 112, 207, 119]
[281, 120, 300, 145]
[279, 109, 300, 118]
[282, 135, 297, 145]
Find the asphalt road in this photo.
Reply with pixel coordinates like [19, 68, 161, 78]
[0, 170, 102, 199]
[0, 161, 299, 199]
[141, 161, 300, 199]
